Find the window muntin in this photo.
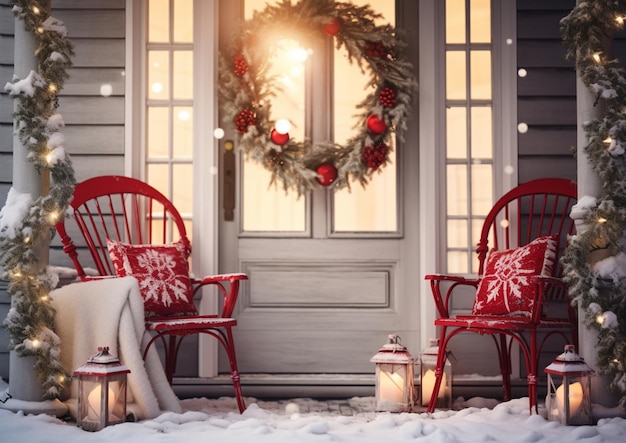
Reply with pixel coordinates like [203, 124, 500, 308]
[444, 0, 494, 274]
[146, 0, 194, 242]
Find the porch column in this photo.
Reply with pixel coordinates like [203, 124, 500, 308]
[571, 40, 621, 410]
[1, 0, 66, 417]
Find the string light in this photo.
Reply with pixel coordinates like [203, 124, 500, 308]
[31, 5, 40, 15]
[603, 136, 613, 145]
[47, 210, 60, 224]
[617, 15, 625, 26]
[36, 26, 44, 34]
[598, 217, 607, 224]
[592, 52, 602, 63]
[48, 83, 57, 93]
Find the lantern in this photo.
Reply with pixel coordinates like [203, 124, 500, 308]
[370, 334, 415, 412]
[419, 338, 453, 409]
[74, 347, 131, 431]
[544, 344, 594, 425]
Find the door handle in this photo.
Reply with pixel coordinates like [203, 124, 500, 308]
[223, 140, 235, 221]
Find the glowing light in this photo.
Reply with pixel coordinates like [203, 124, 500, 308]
[213, 128, 225, 139]
[48, 83, 57, 93]
[603, 136, 612, 145]
[596, 313, 605, 325]
[48, 210, 60, 224]
[289, 47, 309, 63]
[152, 82, 163, 93]
[518, 68, 527, 78]
[617, 16, 625, 26]
[504, 165, 515, 175]
[178, 110, 191, 121]
[517, 122, 528, 133]
[275, 119, 291, 134]
[32, 6, 40, 14]
[592, 52, 602, 63]
[598, 217, 607, 224]
[31, 339, 41, 349]
[24, 236, 31, 244]
[36, 27, 44, 34]
[556, 382, 583, 416]
[500, 219, 509, 228]
[45, 151, 53, 164]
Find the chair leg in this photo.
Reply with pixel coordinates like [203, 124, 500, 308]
[527, 332, 538, 414]
[496, 334, 512, 402]
[164, 335, 179, 385]
[224, 327, 246, 413]
[427, 327, 448, 413]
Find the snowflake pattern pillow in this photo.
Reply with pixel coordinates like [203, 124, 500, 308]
[107, 238, 197, 317]
[472, 235, 559, 317]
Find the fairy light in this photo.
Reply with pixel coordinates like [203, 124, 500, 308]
[48, 83, 57, 93]
[603, 136, 613, 145]
[31, 339, 41, 349]
[31, 5, 40, 15]
[596, 313, 605, 325]
[598, 217, 607, 224]
[617, 15, 625, 26]
[36, 26, 44, 34]
[592, 52, 602, 63]
[47, 210, 60, 224]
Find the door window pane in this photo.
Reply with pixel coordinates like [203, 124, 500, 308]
[446, 0, 466, 44]
[447, 107, 467, 159]
[446, 51, 467, 100]
[173, 51, 193, 99]
[148, 51, 170, 100]
[333, 0, 397, 233]
[173, 0, 193, 43]
[240, 3, 307, 232]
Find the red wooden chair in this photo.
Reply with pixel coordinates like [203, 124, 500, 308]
[55, 175, 248, 413]
[424, 178, 578, 413]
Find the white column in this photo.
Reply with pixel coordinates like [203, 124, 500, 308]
[7, 4, 46, 404]
[571, 53, 621, 411]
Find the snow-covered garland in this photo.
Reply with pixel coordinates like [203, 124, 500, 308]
[218, 0, 416, 195]
[561, 0, 626, 406]
[0, 0, 75, 398]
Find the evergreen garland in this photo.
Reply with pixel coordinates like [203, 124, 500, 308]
[561, 0, 626, 406]
[0, 0, 75, 399]
[218, 0, 416, 195]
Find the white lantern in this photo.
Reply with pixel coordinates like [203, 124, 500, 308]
[544, 344, 594, 425]
[419, 338, 453, 409]
[74, 347, 130, 431]
[370, 334, 415, 412]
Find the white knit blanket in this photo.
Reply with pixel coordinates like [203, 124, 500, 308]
[51, 276, 182, 420]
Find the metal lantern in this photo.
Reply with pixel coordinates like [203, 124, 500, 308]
[419, 338, 453, 409]
[544, 344, 594, 425]
[74, 347, 131, 432]
[370, 334, 415, 412]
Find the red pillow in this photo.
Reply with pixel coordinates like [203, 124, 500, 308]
[472, 235, 559, 317]
[106, 238, 197, 317]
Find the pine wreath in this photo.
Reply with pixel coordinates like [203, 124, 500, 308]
[218, 0, 417, 195]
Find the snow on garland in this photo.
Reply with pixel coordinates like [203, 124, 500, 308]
[561, 0, 626, 406]
[0, 0, 75, 399]
[218, 0, 416, 195]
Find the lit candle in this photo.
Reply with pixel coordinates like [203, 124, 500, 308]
[87, 384, 116, 421]
[556, 381, 583, 416]
[421, 369, 447, 406]
[379, 371, 404, 404]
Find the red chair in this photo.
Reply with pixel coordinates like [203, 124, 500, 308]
[55, 175, 248, 413]
[424, 178, 578, 413]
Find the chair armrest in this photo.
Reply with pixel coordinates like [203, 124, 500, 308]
[191, 273, 248, 318]
[425, 274, 480, 318]
[193, 273, 248, 285]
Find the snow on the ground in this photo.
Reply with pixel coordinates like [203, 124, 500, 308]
[1, 390, 625, 443]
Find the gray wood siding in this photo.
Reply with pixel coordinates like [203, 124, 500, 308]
[0, 0, 126, 382]
[516, 0, 577, 183]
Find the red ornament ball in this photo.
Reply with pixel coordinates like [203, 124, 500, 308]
[366, 114, 388, 135]
[270, 129, 289, 145]
[233, 54, 248, 76]
[316, 163, 338, 186]
[234, 108, 255, 134]
[324, 18, 341, 36]
[362, 142, 389, 170]
[379, 87, 396, 108]
[365, 41, 387, 59]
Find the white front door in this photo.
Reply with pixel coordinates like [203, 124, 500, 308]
[217, 0, 421, 382]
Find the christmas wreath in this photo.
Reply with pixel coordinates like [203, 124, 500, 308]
[218, 0, 416, 195]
